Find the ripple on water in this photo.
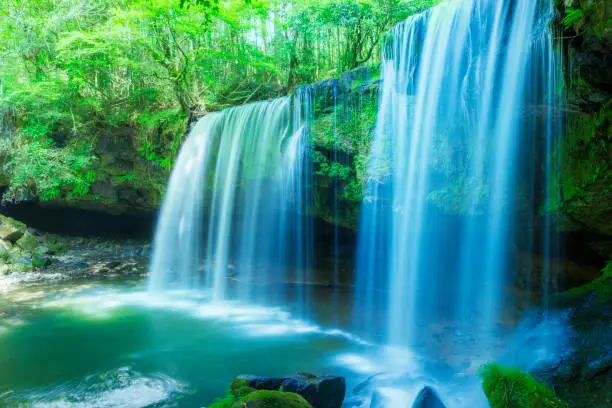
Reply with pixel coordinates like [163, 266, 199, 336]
[2, 366, 189, 408]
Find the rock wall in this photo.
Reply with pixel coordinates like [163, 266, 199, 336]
[309, 66, 380, 230]
[553, 0, 612, 261]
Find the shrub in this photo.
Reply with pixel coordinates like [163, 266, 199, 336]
[562, 8, 585, 30]
[0, 136, 95, 202]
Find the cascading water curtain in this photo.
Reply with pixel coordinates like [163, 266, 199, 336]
[149, 97, 315, 314]
[280, 86, 316, 317]
[355, 0, 563, 357]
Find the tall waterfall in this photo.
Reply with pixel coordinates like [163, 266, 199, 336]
[149, 97, 314, 312]
[356, 0, 562, 351]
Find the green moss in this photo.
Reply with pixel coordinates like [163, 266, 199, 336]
[550, 100, 612, 234]
[16, 232, 40, 252]
[309, 89, 379, 228]
[209, 384, 312, 408]
[563, 261, 612, 303]
[562, 8, 585, 31]
[0, 249, 14, 264]
[480, 363, 568, 408]
[241, 390, 312, 408]
[229, 379, 254, 399]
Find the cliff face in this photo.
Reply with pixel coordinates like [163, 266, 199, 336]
[554, 0, 612, 261]
[62, 127, 166, 215]
[308, 66, 380, 230]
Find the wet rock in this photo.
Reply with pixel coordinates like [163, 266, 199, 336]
[0, 215, 26, 242]
[16, 232, 40, 252]
[35, 246, 51, 256]
[514, 252, 602, 295]
[234, 373, 346, 408]
[513, 291, 612, 407]
[32, 253, 53, 269]
[369, 389, 383, 408]
[411, 386, 446, 408]
[341, 396, 367, 408]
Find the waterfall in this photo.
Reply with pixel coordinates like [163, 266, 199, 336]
[356, 0, 562, 352]
[281, 86, 315, 316]
[149, 97, 315, 312]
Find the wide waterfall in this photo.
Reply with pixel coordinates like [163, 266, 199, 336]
[356, 0, 562, 353]
[149, 97, 315, 312]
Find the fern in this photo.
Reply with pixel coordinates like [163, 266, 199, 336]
[562, 8, 585, 30]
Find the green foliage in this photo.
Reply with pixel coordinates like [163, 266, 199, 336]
[0, 0, 436, 204]
[0, 135, 95, 201]
[562, 8, 585, 30]
[550, 101, 612, 223]
[311, 94, 378, 198]
[480, 363, 568, 408]
[0, 249, 14, 264]
[230, 378, 254, 399]
[286, 0, 438, 81]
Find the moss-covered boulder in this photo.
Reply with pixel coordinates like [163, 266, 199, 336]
[232, 373, 345, 408]
[210, 380, 313, 408]
[0, 215, 59, 272]
[0, 239, 13, 251]
[480, 363, 568, 408]
[241, 390, 313, 408]
[16, 232, 40, 252]
[0, 214, 26, 242]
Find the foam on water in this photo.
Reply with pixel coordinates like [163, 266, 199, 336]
[8, 367, 187, 408]
[39, 287, 369, 344]
[148, 95, 316, 318]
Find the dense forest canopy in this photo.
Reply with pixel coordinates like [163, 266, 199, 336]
[0, 0, 436, 203]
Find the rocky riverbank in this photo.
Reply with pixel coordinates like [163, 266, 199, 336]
[0, 214, 149, 292]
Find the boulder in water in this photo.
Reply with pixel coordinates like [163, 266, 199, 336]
[411, 386, 446, 408]
[233, 373, 346, 408]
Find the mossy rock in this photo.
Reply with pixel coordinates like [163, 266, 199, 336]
[230, 378, 255, 399]
[32, 253, 52, 269]
[554, 261, 612, 306]
[241, 390, 313, 408]
[0, 239, 13, 251]
[0, 214, 26, 242]
[209, 389, 313, 408]
[17, 232, 40, 252]
[480, 363, 568, 408]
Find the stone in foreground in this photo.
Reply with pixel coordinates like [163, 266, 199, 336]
[233, 373, 346, 408]
[411, 386, 446, 408]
